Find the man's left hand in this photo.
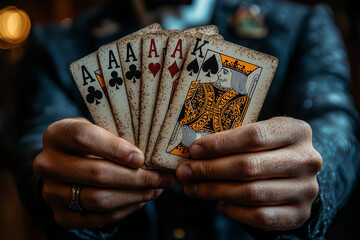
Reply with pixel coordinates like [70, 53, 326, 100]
[176, 117, 322, 231]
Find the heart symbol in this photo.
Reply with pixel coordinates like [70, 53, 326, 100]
[149, 63, 161, 78]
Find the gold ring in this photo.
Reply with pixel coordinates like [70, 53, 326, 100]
[69, 185, 83, 214]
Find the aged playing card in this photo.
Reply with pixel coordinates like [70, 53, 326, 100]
[146, 30, 222, 166]
[97, 23, 162, 144]
[98, 44, 135, 144]
[139, 32, 169, 156]
[70, 52, 119, 136]
[151, 34, 278, 170]
[182, 25, 219, 35]
[117, 24, 162, 145]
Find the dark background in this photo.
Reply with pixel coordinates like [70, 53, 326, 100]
[0, 0, 359, 239]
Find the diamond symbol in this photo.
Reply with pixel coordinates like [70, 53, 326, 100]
[168, 60, 180, 79]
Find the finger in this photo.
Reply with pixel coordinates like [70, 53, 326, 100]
[35, 153, 175, 189]
[45, 118, 144, 168]
[218, 202, 311, 231]
[189, 117, 312, 159]
[52, 203, 145, 229]
[43, 181, 163, 212]
[177, 147, 322, 181]
[183, 178, 318, 206]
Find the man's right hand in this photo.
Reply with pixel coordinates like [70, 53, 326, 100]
[33, 118, 175, 229]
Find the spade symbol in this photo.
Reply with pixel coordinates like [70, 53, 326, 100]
[202, 54, 219, 77]
[186, 58, 199, 76]
[126, 64, 141, 83]
[109, 71, 123, 90]
[86, 86, 103, 105]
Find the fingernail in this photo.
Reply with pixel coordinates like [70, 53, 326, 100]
[159, 174, 175, 189]
[177, 165, 192, 181]
[190, 144, 205, 159]
[184, 184, 197, 196]
[127, 151, 144, 168]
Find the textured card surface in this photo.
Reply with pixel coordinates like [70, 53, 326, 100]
[146, 30, 222, 166]
[139, 32, 169, 156]
[117, 25, 162, 145]
[145, 31, 193, 165]
[70, 52, 119, 136]
[98, 44, 135, 143]
[152, 34, 278, 170]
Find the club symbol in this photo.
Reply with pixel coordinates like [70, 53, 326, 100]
[126, 64, 141, 83]
[86, 86, 103, 105]
[109, 71, 123, 90]
[186, 58, 199, 76]
[202, 54, 219, 77]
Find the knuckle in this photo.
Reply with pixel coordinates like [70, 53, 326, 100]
[236, 155, 260, 179]
[33, 153, 48, 177]
[142, 172, 159, 188]
[244, 184, 263, 203]
[303, 149, 323, 173]
[71, 125, 90, 148]
[109, 141, 124, 161]
[53, 212, 66, 227]
[89, 191, 112, 211]
[306, 179, 319, 201]
[212, 134, 225, 153]
[298, 120, 313, 139]
[41, 183, 52, 202]
[89, 164, 110, 185]
[143, 190, 157, 201]
[294, 205, 311, 228]
[248, 124, 268, 147]
[255, 208, 274, 228]
[196, 163, 211, 178]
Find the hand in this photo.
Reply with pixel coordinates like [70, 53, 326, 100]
[34, 118, 175, 229]
[176, 117, 322, 231]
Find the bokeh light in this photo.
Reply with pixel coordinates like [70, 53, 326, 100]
[0, 6, 31, 49]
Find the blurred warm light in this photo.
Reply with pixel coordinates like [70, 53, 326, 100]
[0, 6, 31, 49]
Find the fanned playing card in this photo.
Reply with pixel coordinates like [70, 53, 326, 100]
[70, 52, 119, 136]
[117, 24, 162, 145]
[145, 28, 220, 165]
[97, 23, 161, 144]
[98, 44, 135, 143]
[139, 32, 169, 155]
[151, 33, 278, 170]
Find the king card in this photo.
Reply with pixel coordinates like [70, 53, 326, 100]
[152, 34, 278, 170]
[70, 52, 119, 136]
[146, 31, 222, 165]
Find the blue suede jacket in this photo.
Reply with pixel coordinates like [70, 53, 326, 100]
[14, 0, 360, 239]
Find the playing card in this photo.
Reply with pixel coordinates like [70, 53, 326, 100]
[145, 30, 222, 166]
[70, 52, 119, 136]
[117, 24, 162, 145]
[151, 34, 278, 170]
[138, 32, 169, 156]
[182, 25, 219, 35]
[98, 44, 135, 144]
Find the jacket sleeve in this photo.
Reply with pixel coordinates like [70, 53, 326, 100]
[251, 4, 360, 240]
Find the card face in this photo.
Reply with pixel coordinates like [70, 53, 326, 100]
[139, 32, 169, 156]
[152, 34, 278, 170]
[116, 24, 163, 145]
[145, 31, 193, 165]
[146, 32, 222, 166]
[70, 52, 119, 136]
[98, 44, 135, 144]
